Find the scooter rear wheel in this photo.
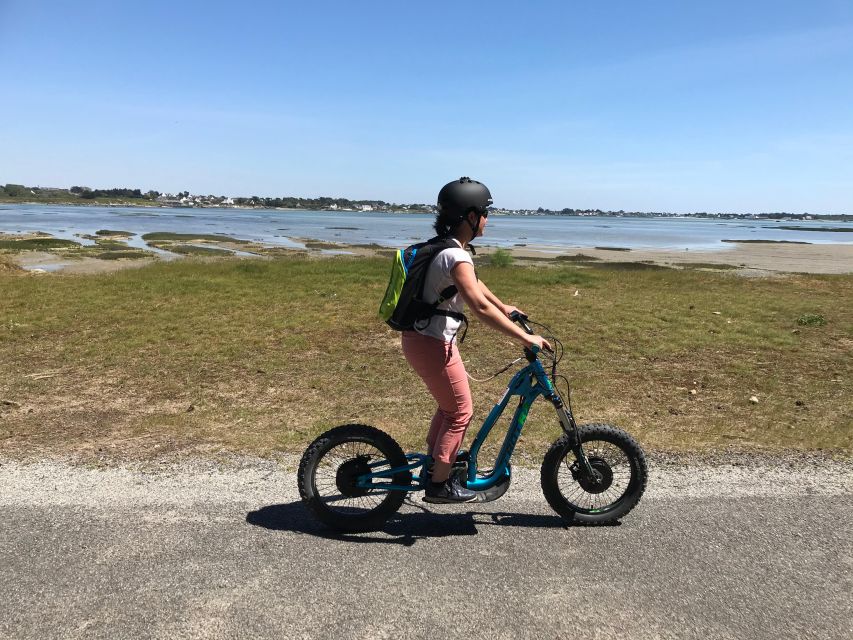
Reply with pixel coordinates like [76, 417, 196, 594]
[298, 424, 410, 532]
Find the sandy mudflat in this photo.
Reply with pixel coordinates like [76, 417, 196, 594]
[10, 250, 156, 275]
[5, 232, 853, 275]
[505, 241, 853, 274]
[238, 237, 853, 275]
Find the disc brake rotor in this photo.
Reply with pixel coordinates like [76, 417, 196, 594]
[335, 456, 372, 498]
[571, 456, 614, 494]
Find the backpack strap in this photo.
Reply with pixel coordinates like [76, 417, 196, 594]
[418, 309, 469, 343]
[413, 237, 471, 342]
[435, 284, 458, 306]
[414, 238, 462, 308]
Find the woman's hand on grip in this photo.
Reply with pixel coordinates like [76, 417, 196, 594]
[502, 304, 524, 319]
[525, 334, 552, 353]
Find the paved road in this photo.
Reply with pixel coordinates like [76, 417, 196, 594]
[1, 459, 851, 639]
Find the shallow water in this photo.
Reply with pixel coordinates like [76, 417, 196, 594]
[21, 262, 69, 272]
[0, 204, 850, 251]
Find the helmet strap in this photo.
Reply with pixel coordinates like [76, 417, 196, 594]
[466, 209, 481, 236]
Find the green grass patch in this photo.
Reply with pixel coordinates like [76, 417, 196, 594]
[556, 254, 601, 262]
[0, 238, 81, 250]
[165, 245, 232, 256]
[303, 240, 342, 250]
[90, 251, 150, 260]
[775, 226, 853, 233]
[348, 243, 386, 250]
[797, 313, 827, 327]
[141, 232, 246, 243]
[673, 262, 740, 270]
[487, 248, 514, 267]
[92, 239, 131, 249]
[0, 256, 850, 460]
[588, 261, 673, 271]
[95, 229, 134, 237]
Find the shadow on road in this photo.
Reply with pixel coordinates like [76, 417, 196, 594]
[246, 499, 597, 546]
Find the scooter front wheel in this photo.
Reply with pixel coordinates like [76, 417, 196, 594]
[298, 424, 410, 532]
[541, 423, 647, 525]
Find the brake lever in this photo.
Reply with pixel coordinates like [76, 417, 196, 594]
[508, 310, 534, 335]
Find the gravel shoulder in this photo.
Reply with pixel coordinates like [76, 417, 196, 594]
[2, 454, 853, 508]
[3, 457, 852, 640]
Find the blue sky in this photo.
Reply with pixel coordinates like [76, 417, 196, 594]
[1, 1, 851, 213]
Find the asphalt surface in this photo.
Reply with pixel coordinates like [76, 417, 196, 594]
[1, 459, 851, 640]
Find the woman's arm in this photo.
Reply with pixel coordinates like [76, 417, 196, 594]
[478, 279, 523, 318]
[453, 262, 549, 350]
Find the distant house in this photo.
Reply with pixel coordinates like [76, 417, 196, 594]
[329, 204, 339, 210]
[361, 205, 373, 211]
[223, 197, 234, 205]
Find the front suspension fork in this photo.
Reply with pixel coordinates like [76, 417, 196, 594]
[552, 395, 599, 484]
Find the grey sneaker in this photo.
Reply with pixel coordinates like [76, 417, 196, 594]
[423, 476, 477, 504]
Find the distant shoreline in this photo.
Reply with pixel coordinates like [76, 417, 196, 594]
[1, 199, 851, 222]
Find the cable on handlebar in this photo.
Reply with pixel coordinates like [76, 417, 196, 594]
[463, 315, 577, 418]
[465, 356, 525, 383]
[524, 318, 575, 418]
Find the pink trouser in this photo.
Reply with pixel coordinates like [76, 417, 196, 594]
[401, 330, 474, 465]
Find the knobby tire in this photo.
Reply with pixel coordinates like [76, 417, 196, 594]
[298, 424, 409, 533]
[541, 423, 648, 525]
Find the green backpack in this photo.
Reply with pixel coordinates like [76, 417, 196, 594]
[378, 236, 467, 334]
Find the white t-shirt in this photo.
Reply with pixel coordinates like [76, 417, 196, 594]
[414, 238, 474, 343]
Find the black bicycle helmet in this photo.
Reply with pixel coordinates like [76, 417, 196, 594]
[437, 177, 493, 219]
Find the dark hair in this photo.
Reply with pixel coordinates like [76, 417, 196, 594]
[433, 209, 471, 237]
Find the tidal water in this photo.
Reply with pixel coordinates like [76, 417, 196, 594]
[0, 204, 850, 252]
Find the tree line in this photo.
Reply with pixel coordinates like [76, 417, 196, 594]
[1, 184, 161, 200]
[0, 184, 430, 211]
[2, 183, 848, 219]
[71, 186, 161, 199]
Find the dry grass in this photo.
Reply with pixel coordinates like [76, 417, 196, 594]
[0, 254, 24, 273]
[1, 255, 850, 462]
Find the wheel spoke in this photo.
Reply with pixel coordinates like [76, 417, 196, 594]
[310, 438, 397, 516]
[554, 437, 634, 513]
